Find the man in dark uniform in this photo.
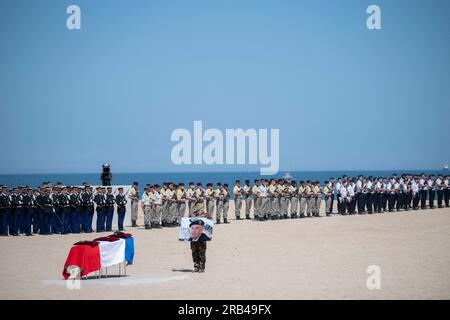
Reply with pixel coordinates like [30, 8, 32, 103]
[189, 219, 208, 273]
[59, 186, 71, 234]
[420, 174, 428, 209]
[87, 186, 95, 232]
[80, 185, 94, 233]
[105, 186, 115, 232]
[94, 187, 106, 232]
[52, 186, 64, 234]
[0, 185, 10, 236]
[70, 186, 81, 234]
[31, 188, 40, 234]
[428, 175, 436, 209]
[21, 187, 34, 236]
[17, 186, 28, 234]
[9, 187, 21, 236]
[436, 175, 444, 208]
[405, 177, 413, 211]
[40, 187, 54, 235]
[444, 175, 450, 208]
[115, 187, 127, 231]
[34, 187, 44, 234]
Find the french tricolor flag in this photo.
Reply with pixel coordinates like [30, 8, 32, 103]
[63, 234, 134, 279]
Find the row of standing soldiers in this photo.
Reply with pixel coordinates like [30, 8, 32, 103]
[334, 174, 450, 214]
[133, 174, 450, 225]
[241, 174, 450, 220]
[0, 183, 128, 236]
[138, 182, 232, 229]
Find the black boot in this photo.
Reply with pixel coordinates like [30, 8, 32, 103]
[224, 218, 229, 224]
[216, 220, 221, 224]
[131, 221, 137, 227]
[246, 215, 251, 220]
[145, 224, 151, 230]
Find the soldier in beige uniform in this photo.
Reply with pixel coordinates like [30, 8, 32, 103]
[298, 181, 306, 218]
[279, 180, 289, 219]
[194, 183, 206, 216]
[312, 181, 322, 217]
[128, 181, 139, 227]
[205, 183, 215, 220]
[186, 182, 196, 217]
[169, 183, 179, 225]
[141, 185, 152, 229]
[151, 185, 163, 228]
[214, 183, 224, 224]
[324, 180, 333, 216]
[268, 179, 278, 220]
[222, 184, 230, 223]
[233, 180, 243, 220]
[162, 183, 174, 226]
[305, 181, 313, 218]
[259, 179, 270, 220]
[289, 181, 298, 218]
[252, 180, 260, 220]
[160, 183, 169, 226]
[176, 183, 186, 224]
[243, 180, 252, 220]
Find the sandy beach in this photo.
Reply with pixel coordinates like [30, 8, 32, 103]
[1, 202, 449, 300]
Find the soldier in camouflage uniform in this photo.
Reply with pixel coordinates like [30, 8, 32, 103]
[189, 184, 208, 272]
[190, 219, 208, 273]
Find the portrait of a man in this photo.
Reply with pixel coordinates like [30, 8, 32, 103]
[188, 219, 211, 242]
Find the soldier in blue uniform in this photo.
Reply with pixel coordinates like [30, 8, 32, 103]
[21, 187, 34, 236]
[70, 186, 81, 233]
[52, 186, 64, 234]
[34, 187, 44, 234]
[59, 186, 71, 234]
[0, 185, 10, 236]
[31, 188, 40, 234]
[93, 187, 106, 232]
[105, 186, 116, 232]
[17, 186, 28, 234]
[80, 185, 94, 233]
[40, 187, 54, 235]
[9, 187, 22, 236]
[86, 186, 95, 232]
[445, 175, 450, 208]
[115, 187, 127, 231]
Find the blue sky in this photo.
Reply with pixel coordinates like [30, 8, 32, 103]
[0, 0, 449, 174]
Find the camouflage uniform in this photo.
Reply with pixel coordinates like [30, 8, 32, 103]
[191, 241, 207, 271]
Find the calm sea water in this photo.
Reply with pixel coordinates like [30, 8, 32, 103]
[0, 170, 447, 194]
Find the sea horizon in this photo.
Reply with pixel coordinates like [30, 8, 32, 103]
[1, 169, 448, 192]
